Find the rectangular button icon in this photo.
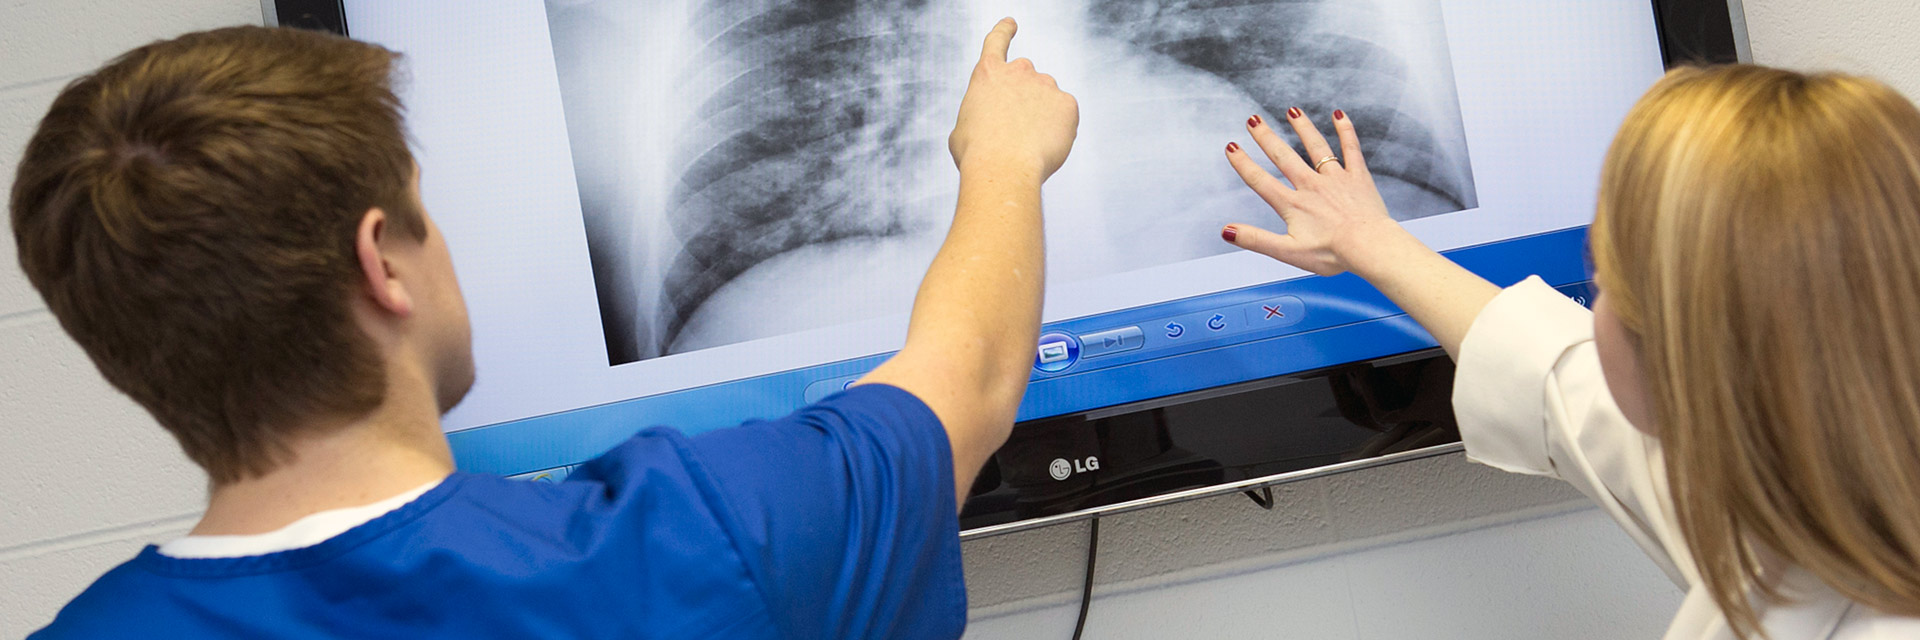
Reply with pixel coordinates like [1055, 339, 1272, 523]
[1081, 326, 1145, 358]
[1038, 341, 1072, 364]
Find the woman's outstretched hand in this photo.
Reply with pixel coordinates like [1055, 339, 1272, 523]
[1222, 109, 1399, 277]
[1219, 109, 1502, 359]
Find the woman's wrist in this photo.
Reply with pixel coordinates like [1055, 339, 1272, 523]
[1340, 219, 1429, 282]
[1336, 218, 1498, 358]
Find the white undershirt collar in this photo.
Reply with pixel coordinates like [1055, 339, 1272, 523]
[158, 479, 444, 559]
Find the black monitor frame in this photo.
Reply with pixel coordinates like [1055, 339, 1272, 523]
[260, 0, 1747, 537]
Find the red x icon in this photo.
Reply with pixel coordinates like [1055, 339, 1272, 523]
[1263, 305, 1285, 319]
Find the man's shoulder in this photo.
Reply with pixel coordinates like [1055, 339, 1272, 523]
[568, 384, 945, 521]
[683, 383, 947, 468]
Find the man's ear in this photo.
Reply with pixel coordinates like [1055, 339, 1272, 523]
[355, 207, 414, 318]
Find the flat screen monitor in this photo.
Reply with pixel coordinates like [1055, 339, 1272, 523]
[267, 0, 1738, 492]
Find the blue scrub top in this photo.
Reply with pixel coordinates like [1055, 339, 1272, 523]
[31, 384, 966, 639]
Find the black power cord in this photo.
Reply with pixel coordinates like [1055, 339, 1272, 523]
[1071, 517, 1100, 640]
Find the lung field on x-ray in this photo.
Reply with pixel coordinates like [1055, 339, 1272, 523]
[1085, 0, 1476, 213]
[661, 0, 961, 363]
[547, 0, 1477, 366]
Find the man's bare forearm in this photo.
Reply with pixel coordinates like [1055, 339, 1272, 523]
[864, 159, 1044, 506]
[908, 159, 1045, 424]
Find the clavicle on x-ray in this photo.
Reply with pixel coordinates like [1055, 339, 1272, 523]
[546, 0, 1478, 365]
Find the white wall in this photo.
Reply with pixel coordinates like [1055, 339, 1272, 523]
[961, 455, 1684, 639]
[1742, 0, 1920, 97]
[967, 505, 1682, 639]
[1, 0, 1915, 637]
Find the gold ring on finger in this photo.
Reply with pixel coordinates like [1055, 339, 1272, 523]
[1313, 155, 1341, 172]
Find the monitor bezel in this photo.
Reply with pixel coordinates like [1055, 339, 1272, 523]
[259, 1, 1746, 522]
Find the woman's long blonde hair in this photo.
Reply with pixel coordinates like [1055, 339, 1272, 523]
[1591, 65, 1920, 637]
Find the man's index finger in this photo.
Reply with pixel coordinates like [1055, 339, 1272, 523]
[980, 18, 1017, 63]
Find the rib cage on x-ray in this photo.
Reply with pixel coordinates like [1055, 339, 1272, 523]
[547, 0, 1478, 366]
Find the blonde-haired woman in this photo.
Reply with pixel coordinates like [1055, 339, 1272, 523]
[1220, 66, 1920, 638]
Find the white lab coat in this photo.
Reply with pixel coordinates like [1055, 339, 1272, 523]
[1452, 277, 1920, 639]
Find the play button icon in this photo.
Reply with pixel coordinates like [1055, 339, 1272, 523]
[1080, 326, 1145, 358]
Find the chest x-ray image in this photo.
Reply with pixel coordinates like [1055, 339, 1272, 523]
[547, 0, 1479, 365]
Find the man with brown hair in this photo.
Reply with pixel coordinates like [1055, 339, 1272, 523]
[15, 20, 1075, 639]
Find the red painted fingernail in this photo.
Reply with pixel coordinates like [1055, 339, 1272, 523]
[1249, 114, 1263, 128]
[1334, 109, 1346, 121]
[1288, 107, 1304, 119]
[1226, 142, 1240, 153]
[1222, 226, 1239, 243]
